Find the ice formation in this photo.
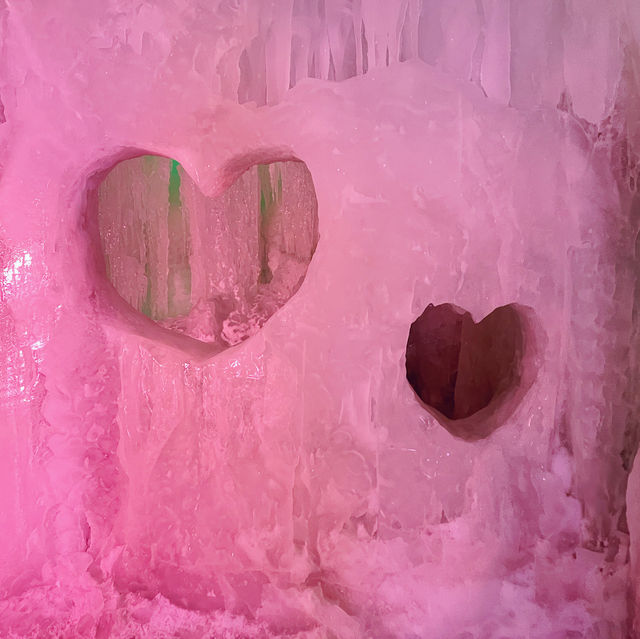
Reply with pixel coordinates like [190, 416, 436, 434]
[96, 157, 318, 346]
[1, 1, 640, 638]
[405, 303, 529, 440]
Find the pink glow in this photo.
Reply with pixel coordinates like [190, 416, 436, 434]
[0, 2, 639, 638]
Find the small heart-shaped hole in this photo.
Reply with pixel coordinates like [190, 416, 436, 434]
[96, 155, 319, 347]
[405, 303, 527, 438]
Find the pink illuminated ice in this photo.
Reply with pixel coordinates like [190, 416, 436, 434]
[0, 1, 638, 638]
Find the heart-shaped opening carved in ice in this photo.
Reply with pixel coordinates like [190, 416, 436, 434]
[95, 154, 319, 348]
[406, 303, 529, 440]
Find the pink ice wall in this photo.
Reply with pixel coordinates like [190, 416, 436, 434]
[95, 157, 318, 345]
[1, 2, 640, 638]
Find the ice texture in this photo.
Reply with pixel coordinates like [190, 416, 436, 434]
[0, 1, 639, 638]
[97, 157, 318, 345]
[405, 303, 527, 440]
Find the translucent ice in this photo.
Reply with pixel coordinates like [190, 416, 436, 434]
[0, 2, 639, 638]
[96, 157, 318, 345]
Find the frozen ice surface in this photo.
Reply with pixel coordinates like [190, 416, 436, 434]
[97, 157, 318, 345]
[0, 1, 640, 638]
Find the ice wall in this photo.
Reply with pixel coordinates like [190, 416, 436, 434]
[0, 1, 639, 638]
[96, 157, 318, 344]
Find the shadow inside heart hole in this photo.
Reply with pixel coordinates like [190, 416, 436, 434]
[406, 303, 527, 438]
[96, 155, 319, 345]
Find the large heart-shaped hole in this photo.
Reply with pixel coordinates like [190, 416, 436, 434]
[406, 303, 527, 439]
[96, 155, 318, 346]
